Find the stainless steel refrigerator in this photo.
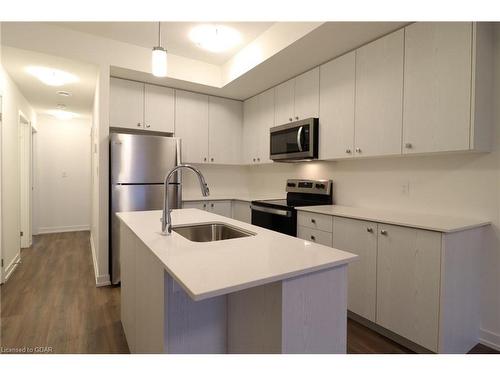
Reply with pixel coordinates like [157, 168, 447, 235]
[110, 132, 181, 284]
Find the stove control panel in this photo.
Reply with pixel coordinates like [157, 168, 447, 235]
[285, 179, 332, 195]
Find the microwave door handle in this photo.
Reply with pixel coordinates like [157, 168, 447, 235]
[297, 126, 303, 152]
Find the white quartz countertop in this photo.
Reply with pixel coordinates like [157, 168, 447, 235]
[182, 194, 283, 202]
[116, 209, 357, 301]
[296, 205, 490, 233]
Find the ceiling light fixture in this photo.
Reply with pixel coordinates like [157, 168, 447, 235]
[56, 90, 72, 97]
[189, 24, 242, 53]
[152, 22, 167, 77]
[47, 109, 77, 120]
[26, 66, 79, 87]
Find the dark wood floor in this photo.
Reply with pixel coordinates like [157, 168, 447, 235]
[1, 231, 497, 354]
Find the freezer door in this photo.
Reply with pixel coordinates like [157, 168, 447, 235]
[110, 133, 180, 184]
[111, 183, 180, 284]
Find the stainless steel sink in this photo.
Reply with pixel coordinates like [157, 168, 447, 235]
[172, 222, 255, 242]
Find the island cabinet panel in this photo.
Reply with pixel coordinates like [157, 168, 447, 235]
[376, 224, 442, 352]
[120, 223, 137, 352]
[332, 217, 377, 322]
[165, 275, 227, 354]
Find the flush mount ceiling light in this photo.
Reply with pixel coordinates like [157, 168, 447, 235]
[152, 22, 167, 77]
[47, 109, 77, 120]
[189, 24, 242, 53]
[56, 90, 72, 97]
[26, 66, 79, 87]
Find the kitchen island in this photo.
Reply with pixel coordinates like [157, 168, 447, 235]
[116, 208, 357, 354]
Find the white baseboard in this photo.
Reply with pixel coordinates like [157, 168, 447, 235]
[90, 232, 110, 287]
[2, 252, 21, 283]
[37, 224, 90, 234]
[479, 328, 500, 351]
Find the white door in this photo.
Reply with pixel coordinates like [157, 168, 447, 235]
[110, 78, 144, 129]
[332, 217, 377, 321]
[354, 29, 404, 157]
[242, 95, 259, 164]
[403, 22, 472, 154]
[175, 90, 209, 164]
[294, 67, 319, 121]
[207, 201, 232, 217]
[376, 224, 441, 352]
[208, 96, 243, 164]
[144, 84, 175, 133]
[319, 52, 356, 159]
[257, 88, 275, 164]
[274, 79, 295, 126]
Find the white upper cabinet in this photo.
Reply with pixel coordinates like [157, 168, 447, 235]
[354, 29, 404, 157]
[319, 52, 356, 159]
[175, 90, 209, 164]
[110, 78, 144, 130]
[208, 96, 243, 165]
[243, 88, 274, 164]
[294, 67, 320, 120]
[274, 67, 319, 126]
[274, 79, 295, 125]
[144, 84, 175, 133]
[403, 22, 491, 154]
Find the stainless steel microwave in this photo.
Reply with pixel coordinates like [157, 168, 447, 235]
[270, 117, 319, 161]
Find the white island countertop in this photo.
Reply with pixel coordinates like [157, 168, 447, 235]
[116, 209, 357, 301]
[296, 205, 490, 233]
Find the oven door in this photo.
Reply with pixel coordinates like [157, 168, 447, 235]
[251, 205, 297, 237]
[270, 118, 318, 161]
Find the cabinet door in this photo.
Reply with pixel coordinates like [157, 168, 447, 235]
[242, 95, 259, 164]
[144, 84, 175, 133]
[208, 201, 232, 217]
[257, 88, 275, 164]
[354, 29, 404, 157]
[183, 201, 209, 211]
[319, 52, 355, 159]
[294, 67, 319, 120]
[110, 78, 144, 129]
[232, 201, 251, 223]
[376, 224, 441, 352]
[403, 22, 472, 154]
[208, 96, 243, 164]
[274, 79, 295, 126]
[297, 226, 333, 247]
[332, 217, 377, 321]
[175, 90, 209, 164]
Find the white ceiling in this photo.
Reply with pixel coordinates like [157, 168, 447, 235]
[1, 46, 98, 117]
[52, 22, 274, 65]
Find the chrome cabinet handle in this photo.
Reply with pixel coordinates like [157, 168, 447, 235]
[295, 116, 299, 120]
[211, 203, 214, 208]
[204, 157, 207, 162]
[211, 157, 214, 162]
[203, 204, 207, 208]
[310, 235, 316, 241]
[253, 158, 256, 162]
[366, 227, 373, 233]
[289, 117, 293, 122]
[297, 126, 304, 152]
[257, 157, 260, 162]
[405, 143, 412, 149]
[145, 124, 150, 128]
[311, 218, 316, 224]
[355, 148, 361, 153]
[380, 230, 387, 235]
[346, 149, 351, 154]
[137, 123, 141, 127]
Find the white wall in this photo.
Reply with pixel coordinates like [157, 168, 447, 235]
[0, 59, 36, 282]
[34, 114, 91, 234]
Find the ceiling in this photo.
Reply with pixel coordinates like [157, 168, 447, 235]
[1, 46, 98, 117]
[52, 22, 274, 65]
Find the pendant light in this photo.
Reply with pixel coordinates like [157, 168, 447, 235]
[152, 22, 167, 77]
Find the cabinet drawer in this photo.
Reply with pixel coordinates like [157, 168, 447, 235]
[297, 226, 333, 247]
[297, 211, 333, 232]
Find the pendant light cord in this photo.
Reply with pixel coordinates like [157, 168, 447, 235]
[158, 22, 162, 47]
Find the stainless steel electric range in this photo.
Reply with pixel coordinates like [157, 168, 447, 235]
[250, 179, 333, 237]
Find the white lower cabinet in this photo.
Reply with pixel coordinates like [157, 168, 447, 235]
[297, 226, 332, 247]
[232, 201, 251, 224]
[182, 200, 232, 218]
[376, 224, 441, 352]
[332, 217, 377, 322]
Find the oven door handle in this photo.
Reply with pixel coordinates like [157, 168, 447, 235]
[297, 126, 303, 152]
[251, 205, 292, 217]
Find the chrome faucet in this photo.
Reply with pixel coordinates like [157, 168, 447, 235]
[161, 164, 210, 235]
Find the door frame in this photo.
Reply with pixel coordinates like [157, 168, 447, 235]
[0, 95, 3, 283]
[19, 111, 32, 249]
